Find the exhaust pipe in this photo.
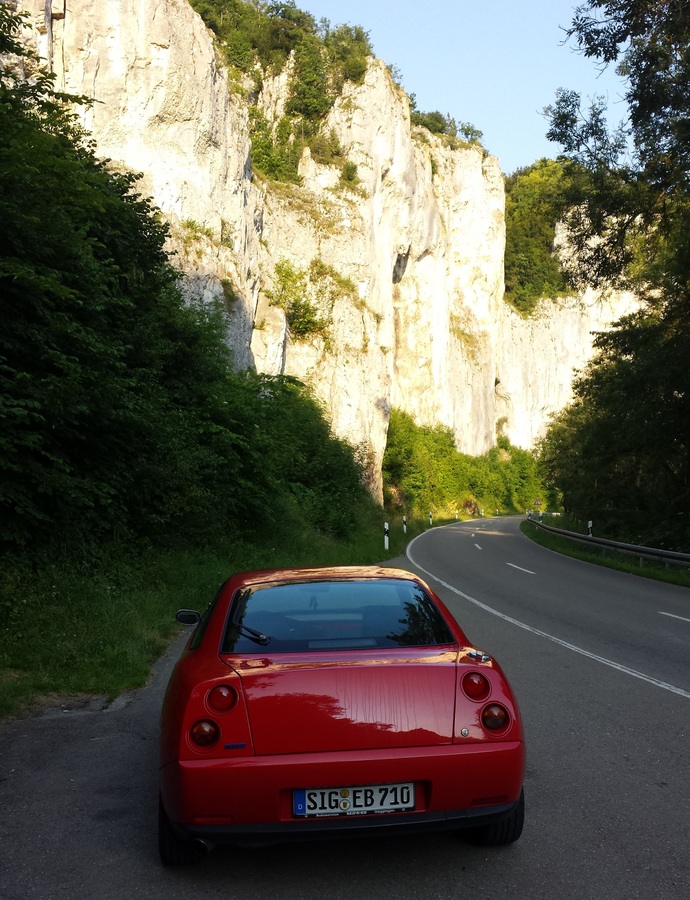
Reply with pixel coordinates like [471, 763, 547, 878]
[192, 838, 213, 855]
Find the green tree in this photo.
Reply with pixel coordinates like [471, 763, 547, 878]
[190, 1, 265, 69]
[504, 159, 571, 313]
[250, 376, 368, 537]
[255, 1, 318, 72]
[0, 5, 369, 553]
[457, 122, 484, 144]
[411, 109, 447, 134]
[545, 1, 690, 293]
[0, 9, 195, 544]
[539, 306, 690, 546]
[323, 23, 371, 87]
[410, 106, 483, 147]
[266, 259, 330, 339]
[541, 0, 690, 548]
[249, 109, 301, 181]
[383, 410, 544, 517]
[286, 32, 330, 123]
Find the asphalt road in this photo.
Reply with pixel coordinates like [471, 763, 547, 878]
[1, 516, 688, 899]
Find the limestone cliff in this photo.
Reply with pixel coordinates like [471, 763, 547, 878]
[19, 0, 637, 497]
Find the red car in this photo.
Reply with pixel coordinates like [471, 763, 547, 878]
[159, 566, 525, 865]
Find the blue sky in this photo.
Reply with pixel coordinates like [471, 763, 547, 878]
[300, 0, 628, 174]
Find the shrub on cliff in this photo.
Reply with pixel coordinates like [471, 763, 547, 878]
[191, 1, 372, 183]
[409, 95, 484, 151]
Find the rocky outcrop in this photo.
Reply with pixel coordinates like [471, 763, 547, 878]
[19, 0, 637, 497]
[496, 289, 637, 447]
[23, 0, 262, 365]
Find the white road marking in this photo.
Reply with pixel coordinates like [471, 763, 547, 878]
[474, 544, 482, 550]
[507, 563, 536, 575]
[659, 612, 690, 624]
[407, 538, 690, 701]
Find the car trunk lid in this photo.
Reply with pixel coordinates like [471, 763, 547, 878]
[228, 649, 458, 755]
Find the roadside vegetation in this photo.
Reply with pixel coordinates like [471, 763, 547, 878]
[537, 0, 690, 554]
[0, 4, 377, 719]
[0, 6, 520, 721]
[521, 518, 690, 589]
[383, 410, 545, 518]
[0, 512, 438, 721]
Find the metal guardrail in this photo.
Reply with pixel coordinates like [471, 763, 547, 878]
[528, 518, 690, 570]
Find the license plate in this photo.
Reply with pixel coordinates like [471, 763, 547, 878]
[293, 782, 415, 817]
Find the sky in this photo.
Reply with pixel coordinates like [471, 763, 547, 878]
[299, 0, 628, 174]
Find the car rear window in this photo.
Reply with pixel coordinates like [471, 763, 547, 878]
[221, 578, 455, 653]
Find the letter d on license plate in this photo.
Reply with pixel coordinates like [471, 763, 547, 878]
[293, 782, 414, 817]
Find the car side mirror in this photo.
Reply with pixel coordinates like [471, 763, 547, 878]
[176, 609, 201, 625]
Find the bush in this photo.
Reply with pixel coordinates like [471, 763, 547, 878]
[340, 160, 359, 185]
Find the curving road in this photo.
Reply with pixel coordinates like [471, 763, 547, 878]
[1, 516, 688, 899]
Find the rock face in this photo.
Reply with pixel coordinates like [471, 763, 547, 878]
[496, 289, 637, 448]
[20, 0, 637, 498]
[24, 0, 262, 365]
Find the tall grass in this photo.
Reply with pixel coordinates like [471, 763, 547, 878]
[0, 510, 428, 720]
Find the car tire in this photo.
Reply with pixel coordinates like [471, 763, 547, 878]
[158, 794, 207, 866]
[463, 789, 525, 846]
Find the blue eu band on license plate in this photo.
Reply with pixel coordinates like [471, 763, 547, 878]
[293, 782, 415, 817]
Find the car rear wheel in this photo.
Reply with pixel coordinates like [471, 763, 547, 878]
[463, 789, 525, 846]
[158, 794, 207, 866]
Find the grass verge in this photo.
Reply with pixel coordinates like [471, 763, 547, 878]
[0, 511, 433, 721]
[521, 520, 690, 588]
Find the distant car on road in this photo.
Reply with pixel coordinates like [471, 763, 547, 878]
[159, 566, 525, 865]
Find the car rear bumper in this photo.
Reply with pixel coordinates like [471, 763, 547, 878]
[160, 740, 525, 845]
[172, 801, 520, 846]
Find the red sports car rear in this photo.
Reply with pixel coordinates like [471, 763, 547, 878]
[159, 566, 525, 865]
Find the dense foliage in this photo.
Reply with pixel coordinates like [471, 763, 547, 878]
[539, 0, 690, 549]
[0, 4, 371, 555]
[383, 409, 545, 517]
[503, 159, 571, 313]
[189, 0, 372, 182]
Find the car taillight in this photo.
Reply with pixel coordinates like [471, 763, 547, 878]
[190, 719, 220, 747]
[208, 684, 238, 712]
[462, 671, 490, 701]
[481, 703, 510, 731]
